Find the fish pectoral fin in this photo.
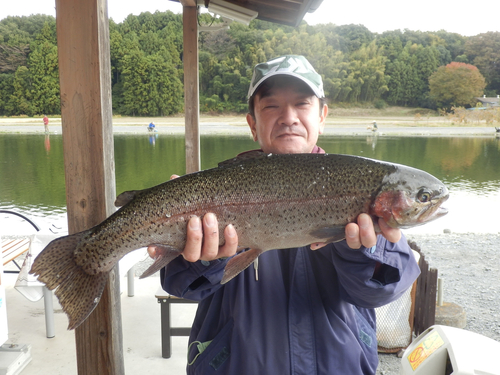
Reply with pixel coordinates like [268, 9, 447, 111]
[309, 226, 346, 244]
[221, 248, 262, 284]
[138, 244, 182, 279]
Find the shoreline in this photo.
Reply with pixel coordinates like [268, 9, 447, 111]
[1, 116, 499, 137]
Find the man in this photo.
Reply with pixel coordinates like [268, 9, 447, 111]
[151, 55, 420, 374]
[43, 115, 49, 133]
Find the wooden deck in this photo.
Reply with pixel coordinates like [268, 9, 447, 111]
[1, 238, 30, 267]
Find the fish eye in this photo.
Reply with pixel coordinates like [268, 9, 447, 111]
[417, 189, 432, 203]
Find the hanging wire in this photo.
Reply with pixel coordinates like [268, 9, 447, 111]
[197, 3, 217, 27]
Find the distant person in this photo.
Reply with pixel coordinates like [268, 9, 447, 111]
[367, 121, 378, 132]
[148, 122, 156, 132]
[43, 115, 49, 133]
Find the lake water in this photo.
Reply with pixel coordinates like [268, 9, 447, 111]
[1, 133, 499, 236]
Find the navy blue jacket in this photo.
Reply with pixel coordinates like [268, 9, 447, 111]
[161, 234, 420, 375]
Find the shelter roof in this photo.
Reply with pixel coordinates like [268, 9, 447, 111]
[176, 0, 324, 27]
[476, 96, 500, 106]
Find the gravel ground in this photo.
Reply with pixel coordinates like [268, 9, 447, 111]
[377, 232, 500, 374]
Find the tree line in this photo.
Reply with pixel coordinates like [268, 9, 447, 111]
[1, 12, 499, 117]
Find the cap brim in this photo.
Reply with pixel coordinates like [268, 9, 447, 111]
[248, 71, 324, 99]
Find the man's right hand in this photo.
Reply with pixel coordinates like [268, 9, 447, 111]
[182, 214, 239, 262]
[147, 214, 239, 262]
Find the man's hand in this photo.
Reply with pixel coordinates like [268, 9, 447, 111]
[310, 213, 401, 251]
[182, 214, 239, 262]
[147, 214, 239, 262]
[148, 213, 238, 262]
[345, 213, 401, 249]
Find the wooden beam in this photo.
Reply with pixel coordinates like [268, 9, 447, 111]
[179, 0, 197, 6]
[55, 0, 124, 374]
[183, 6, 200, 173]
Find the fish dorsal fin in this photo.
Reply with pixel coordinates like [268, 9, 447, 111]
[114, 190, 140, 207]
[218, 150, 268, 167]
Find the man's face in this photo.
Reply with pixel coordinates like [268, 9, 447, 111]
[246, 80, 327, 154]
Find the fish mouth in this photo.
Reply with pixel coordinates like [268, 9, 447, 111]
[413, 186, 449, 223]
[410, 197, 449, 227]
[420, 204, 448, 223]
[392, 194, 449, 229]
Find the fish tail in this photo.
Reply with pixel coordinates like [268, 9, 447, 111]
[30, 232, 109, 330]
[138, 244, 181, 279]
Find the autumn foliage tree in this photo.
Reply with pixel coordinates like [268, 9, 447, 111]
[429, 62, 486, 109]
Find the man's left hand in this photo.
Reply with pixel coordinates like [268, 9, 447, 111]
[345, 213, 401, 249]
[310, 213, 401, 250]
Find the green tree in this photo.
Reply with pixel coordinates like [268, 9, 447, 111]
[386, 47, 418, 106]
[414, 45, 441, 106]
[378, 30, 458, 61]
[9, 66, 32, 115]
[120, 47, 182, 116]
[377, 30, 404, 62]
[464, 32, 500, 95]
[386, 42, 439, 106]
[0, 15, 55, 46]
[429, 62, 486, 109]
[110, 11, 183, 115]
[341, 41, 387, 102]
[119, 48, 147, 115]
[334, 24, 374, 54]
[241, 24, 350, 101]
[434, 31, 466, 61]
[28, 22, 60, 115]
[0, 45, 29, 74]
[0, 73, 15, 115]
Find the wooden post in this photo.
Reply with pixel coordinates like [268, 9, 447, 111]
[183, 5, 200, 173]
[55, 0, 124, 374]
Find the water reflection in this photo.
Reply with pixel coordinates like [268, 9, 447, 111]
[44, 134, 51, 154]
[366, 133, 378, 151]
[148, 133, 158, 146]
[0, 133, 499, 234]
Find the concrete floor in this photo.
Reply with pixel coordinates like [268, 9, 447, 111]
[2, 271, 197, 375]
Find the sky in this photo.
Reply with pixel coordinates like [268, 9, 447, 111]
[1, 0, 499, 37]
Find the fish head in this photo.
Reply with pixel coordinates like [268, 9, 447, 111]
[371, 166, 449, 229]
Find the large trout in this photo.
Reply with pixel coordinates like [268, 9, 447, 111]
[30, 152, 448, 329]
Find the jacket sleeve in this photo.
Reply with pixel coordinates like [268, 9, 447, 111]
[327, 233, 420, 308]
[160, 255, 230, 301]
